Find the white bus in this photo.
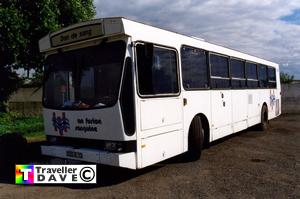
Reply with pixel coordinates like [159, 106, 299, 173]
[39, 17, 281, 169]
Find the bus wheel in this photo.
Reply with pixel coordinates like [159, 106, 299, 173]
[187, 116, 204, 160]
[258, 105, 269, 131]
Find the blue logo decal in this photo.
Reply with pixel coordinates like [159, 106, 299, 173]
[270, 90, 276, 110]
[52, 112, 70, 136]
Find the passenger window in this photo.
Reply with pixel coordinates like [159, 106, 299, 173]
[246, 62, 257, 79]
[258, 65, 268, 88]
[246, 62, 259, 88]
[210, 54, 230, 89]
[231, 58, 246, 88]
[268, 67, 276, 88]
[211, 54, 229, 77]
[136, 44, 179, 95]
[181, 46, 209, 89]
[231, 59, 245, 78]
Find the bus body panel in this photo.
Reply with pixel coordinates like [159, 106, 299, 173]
[211, 90, 233, 140]
[181, 91, 212, 150]
[41, 145, 136, 169]
[247, 90, 261, 126]
[232, 90, 248, 132]
[43, 104, 136, 141]
[140, 129, 183, 168]
[139, 98, 182, 131]
[137, 96, 184, 167]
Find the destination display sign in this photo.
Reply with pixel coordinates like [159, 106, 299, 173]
[51, 23, 104, 47]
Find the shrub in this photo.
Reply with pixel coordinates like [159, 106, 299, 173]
[0, 112, 43, 136]
[280, 72, 294, 84]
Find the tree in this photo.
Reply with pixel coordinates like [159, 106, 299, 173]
[280, 72, 294, 84]
[0, 67, 21, 111]
[0, 0, 95, 112]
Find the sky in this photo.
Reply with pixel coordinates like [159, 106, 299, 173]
[94, 0, 300, 79]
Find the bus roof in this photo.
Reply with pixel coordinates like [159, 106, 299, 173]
[39, 17, 278, 68]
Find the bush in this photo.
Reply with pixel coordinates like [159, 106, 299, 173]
[0, 112, 44, 136]
[280, 72, 294, 84]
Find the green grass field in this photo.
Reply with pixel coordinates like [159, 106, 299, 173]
[0, 112, 45, 142]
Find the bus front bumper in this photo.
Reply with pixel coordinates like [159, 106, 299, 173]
[41, 145, 136, 169]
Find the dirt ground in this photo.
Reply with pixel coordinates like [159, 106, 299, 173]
[0, 114, 299, 199]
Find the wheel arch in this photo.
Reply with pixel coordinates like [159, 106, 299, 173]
[262, 102, 268, 109]
[189, 113, 210, 148]
[262, 102, 268, 119]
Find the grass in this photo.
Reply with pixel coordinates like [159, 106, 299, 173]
[0, 112, 45, 142]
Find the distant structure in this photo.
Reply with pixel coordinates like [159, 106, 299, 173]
[8, 87, 42, 116]
[281, 80, 300, 113]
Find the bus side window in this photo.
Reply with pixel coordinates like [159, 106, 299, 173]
[268, 67, 276, 88]
[258, 65, 268, 88]
[246, 62, 259, 88]
[210, 54, 230, 89]
[181, 46, 209, 89]
[231, 58, 246, 89]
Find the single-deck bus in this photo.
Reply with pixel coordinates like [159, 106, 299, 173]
[39, 17, 281, 169]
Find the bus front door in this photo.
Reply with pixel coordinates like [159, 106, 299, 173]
[135, 42, 184, 168]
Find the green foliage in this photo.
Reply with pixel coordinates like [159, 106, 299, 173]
[0, 111, 23, 123]
[0, 66, 22, 112]
[57, 0, 96, 27]
[0, 0, 96, 111]
[0, 0, 95, 70]
[0, 112, 44, 138]
[280, 72, 294, 84]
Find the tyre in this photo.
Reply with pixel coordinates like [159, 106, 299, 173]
[258, 105, 269, 131]
[187, 116, 204, 160]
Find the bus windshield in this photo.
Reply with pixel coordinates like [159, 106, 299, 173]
[43, 40, 126, 109]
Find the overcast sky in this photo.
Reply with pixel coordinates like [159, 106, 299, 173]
[94, 0, 300, 79]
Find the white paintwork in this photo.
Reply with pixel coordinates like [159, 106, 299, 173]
[140, 130, 183, 167]
[39, 17, 281, 169]
[181, 91, 211, 150]
[211, 91, 231, 128]
[140, 98, 182, 131]
[232, 90, 248, 132]
[41, 145, 136, 169]
[138, 97, 183, 167]
[232, 91, 247, 123]
[43, 104, 135, 141]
